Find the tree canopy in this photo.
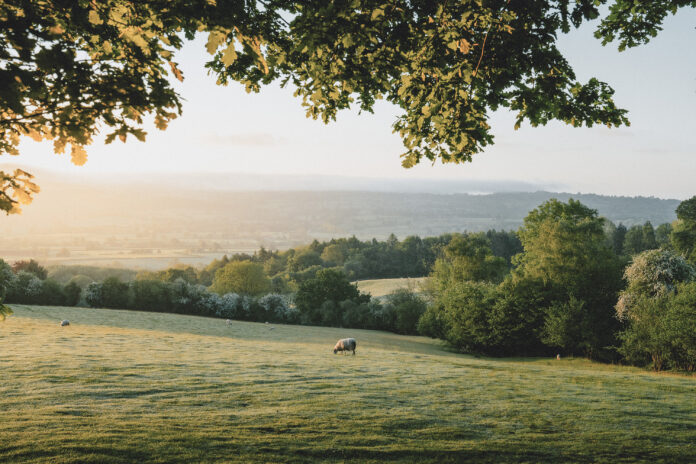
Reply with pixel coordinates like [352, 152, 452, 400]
[0, 259, 14, 320]
[210, 261, 271, 296]
[2, 0, 693, 212]
[671, 196, 696, 263]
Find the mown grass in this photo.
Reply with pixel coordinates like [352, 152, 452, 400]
[355, 277, 428, 298]
[1, 305, 695, 463]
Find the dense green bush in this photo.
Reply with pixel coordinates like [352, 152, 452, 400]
[383, 288, 427, 335]
[616, 249, 696, 371]
[100, 277, 131, 309]
[0, 259, 13, 320]
[131, 279, 170, 312]
[294, 269, 369, 325]
[63, 282, 82, 306]
[671, 196, 696, 263]
[421, 199, 623, 359]
[618, 284, 696, 372]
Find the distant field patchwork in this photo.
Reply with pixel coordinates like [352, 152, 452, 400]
[1, 305, 695, 463]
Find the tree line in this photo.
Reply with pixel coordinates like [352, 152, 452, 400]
[133, 230, 522, 292]
[2, 195, 695, 371]
[419, 196, 696, 371]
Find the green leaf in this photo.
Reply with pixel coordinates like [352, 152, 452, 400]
[206, 31, 226, 55]
[88, 10, 103, 26]
[371, 8, 385, 21]
[221, 43, 238, 67]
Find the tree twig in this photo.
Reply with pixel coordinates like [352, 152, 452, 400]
[472, 0, 512, 80]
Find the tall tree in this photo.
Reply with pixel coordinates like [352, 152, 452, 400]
[655, 223, 673, 248]
[671, 196, 696, 263]
[0, 259, 14, 320]
[210, 261, 270, 296]
[11, 259, 47, 280]
[294, 269, 368, 324]
[431, 233, 507, 290]
[641, 221, 657, 251]
[612, 223, 627, 256]
[514, 199, 622, 357]
[2, 1, 693, 212]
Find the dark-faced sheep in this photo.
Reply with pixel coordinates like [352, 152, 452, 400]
[60, 320, 70, 327]
[333, 338, 357, 355]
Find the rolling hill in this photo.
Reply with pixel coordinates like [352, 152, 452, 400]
[1, 305, 694, 463]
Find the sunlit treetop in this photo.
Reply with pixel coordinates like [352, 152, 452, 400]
[1, 0, 693, 213]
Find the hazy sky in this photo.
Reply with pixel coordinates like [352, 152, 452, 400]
[8, 8, 696, 199]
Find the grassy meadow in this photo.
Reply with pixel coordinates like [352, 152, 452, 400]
[355, 277, 428, 298]
[1, 305, 695, 463]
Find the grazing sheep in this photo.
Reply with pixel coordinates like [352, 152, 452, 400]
[226, 319, 232, 326]
[60, 320, 70, 327]
[333, 338, 357, 355]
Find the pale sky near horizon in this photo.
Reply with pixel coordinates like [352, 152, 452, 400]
[6, 8, 696, 199]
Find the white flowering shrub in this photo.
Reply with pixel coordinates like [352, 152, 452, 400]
[616, 249, 696, 320]
[258, 293, 298, 323]
[6, 271, 45, 304]
[195, 291, 223, 317]
[217, 293, 241, 319]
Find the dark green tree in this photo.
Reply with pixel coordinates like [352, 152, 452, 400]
[0, 259, 14, 320]
[671, 196, 696, 263]
[642, 221, 657, 251]
[623, 225, 645, 256]
[294, 269, 368, 325]
[287, 250, 323, 272]
[430, 281, 500, 354]
[514, 199, 622, 357]
[485, 230, 523, 266]
[655, 223, 673, 248]
[676, 196, 696, 222]
[39, 279, 67, 305]
[131, 279, 169, 312]
[100, 277, 130, 309]
[383, 288, 427, 335]
[431, 233, 507, 290]
[612, 223, 627, 255]
[63, 281, 82, 306]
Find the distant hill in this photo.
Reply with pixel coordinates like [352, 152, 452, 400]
[0, 170, 680, 268]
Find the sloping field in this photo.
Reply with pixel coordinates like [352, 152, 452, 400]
[355, 277, 428, 298]
[1, 305, 695, 463]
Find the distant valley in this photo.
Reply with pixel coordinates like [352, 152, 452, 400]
[1, 171, 680, 269]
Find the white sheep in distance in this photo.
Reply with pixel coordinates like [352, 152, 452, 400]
[333, 338, 357, 355]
